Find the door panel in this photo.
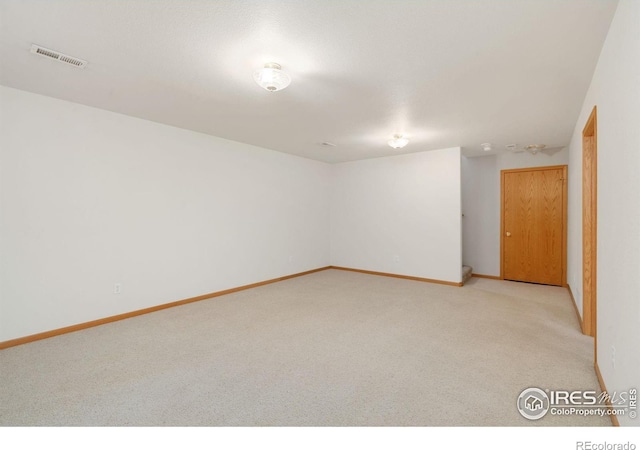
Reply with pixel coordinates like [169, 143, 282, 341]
[502, 166, 566, 286]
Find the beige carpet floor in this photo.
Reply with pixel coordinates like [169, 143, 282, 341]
[0, 269, 610, 426]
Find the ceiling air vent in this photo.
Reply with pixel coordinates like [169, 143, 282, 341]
[30, 44, 87, 68]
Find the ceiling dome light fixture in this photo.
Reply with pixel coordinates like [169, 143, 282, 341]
[253, 62, 291, 92]
[481, 143, 492, 152]
[388, 134, 409, 149]
[524, 144, 546, 155]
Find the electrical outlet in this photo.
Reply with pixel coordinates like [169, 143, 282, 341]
[114, 283, 122, 294]
[393, 255, 400, 263]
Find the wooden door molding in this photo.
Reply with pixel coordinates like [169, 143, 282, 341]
[582, 106, 597, 339]
[500, 165, 568, 286]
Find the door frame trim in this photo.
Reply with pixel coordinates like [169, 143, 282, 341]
[582, 106, 597, 340]
[500, 165, 568, 286]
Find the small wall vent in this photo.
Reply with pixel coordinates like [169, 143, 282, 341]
[30, 44, 87, 68]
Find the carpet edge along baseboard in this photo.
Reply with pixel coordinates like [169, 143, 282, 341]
[566, 283, 584, 334]
[1, 266, 462, 350]
[329, 266, 463, 287]
[471, 273, 501, 280]
[595, 362, 620, 427]
[0, 266, 332, 350]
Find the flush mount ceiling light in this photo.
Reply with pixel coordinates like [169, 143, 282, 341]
[524, 144, 546, 155]
[388, 135, 409, 149]
[481, 143, 492, 152]
[253, 62, 291, 92]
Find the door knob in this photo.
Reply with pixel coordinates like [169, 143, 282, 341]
[506, 231, 511, 237]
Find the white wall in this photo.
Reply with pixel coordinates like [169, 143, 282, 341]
[461, 154, 500, 276]
[495, 148, 569, 172]
[461, 148, 569, 277]
[0, 86, 331, 341]
[566, 0, 640, 426]
[330, 148, 462, 284]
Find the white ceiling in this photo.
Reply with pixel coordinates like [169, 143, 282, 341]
[0, 0, 618, 163]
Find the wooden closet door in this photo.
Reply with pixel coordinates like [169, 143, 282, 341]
[501, 166, 567, 286]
